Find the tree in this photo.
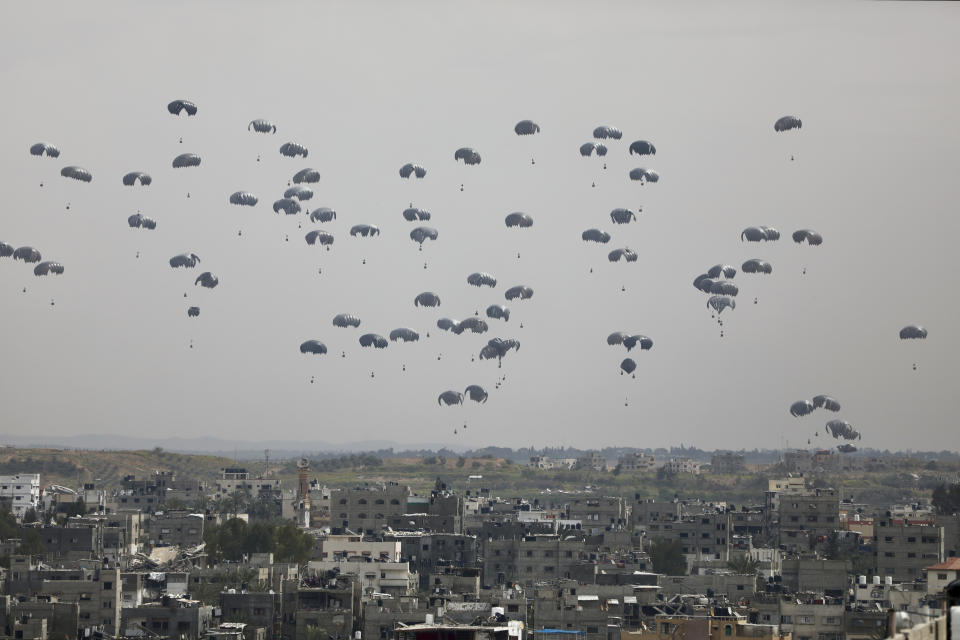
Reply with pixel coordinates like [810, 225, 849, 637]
[649, 539, 687, 576]
[932, 483, 960, 515]
[17, 529, 46, 556]
[727, 554, 759, 574]
[274, 522, 314, 564]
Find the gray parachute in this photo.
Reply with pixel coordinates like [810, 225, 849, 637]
[333, 313, 361, 328]
[812, 395, 841, 412]
[399, 163, 426, 179]
[293, 168, 321, 184]
[33, 261, 64, 276]
[742, 259, 772, 274]
[30, 143, 60, 158]
[454, 317, 488, 335]
[629, 140, 656, 156]
[790, 400, 815, 417]
[709, 281, 738, 297]
[437, 318, 460, 333]
[505, 212, 533, 228]
[187, 306, 200, 318]
[229, 191, 258, 206]
[480, 337, 520, 363]
[122, 172, 152, 186]
[309, 207, 336, 223]
[279, 142, 308, 158]
[128, 213, 157, 230]
[195, 272, 219, 288]
[0, 242, 14, 257]
[610, 208, 637, 224]
[13, 247, 41, 263]
[608, 333, 652, 351]
[248, 119, 277, 134]
[774, 116, 802, 132]
[582, 228, 611, 244]
[169, 252, 200, 268]
[300, 340, 328, 355]
[505, 285, 533, 300]
[284, 185, 313, 201]
[167, 100, 197, 116]
[359, 333, 388, 349]
[455, 148, 481, 165]
[707, 264, 737, 279]
[273, 198, 301, 215]
[629, 168, 659, 183]
[172, 153, 201, 168]
[514, 120, 540, 135]
[305, 230, 334, 246]
[468, 272, 497, 288]
[621, 358, 637, 375]
[61, 166, 92, 182]
[410, 227, 438, 246]
[438, 391, 464, 407]
[825, 420, 860, 440]
[403, 207, 431, 221]
[741, 226, 780, 242]
[593, 125, 622, 140]
[899, 325, 928, 340]
[465, 385, 488, 403]
[486, 304, 510, 322]
[414, 292, 441, 308]
[389, 328, 420, 343]
[608, 248, 638, 263]
[792, 229, 823, 245]
[350, 224, 380, 237]
[579, 142, 608, 157]
[707, 296, 736, 314]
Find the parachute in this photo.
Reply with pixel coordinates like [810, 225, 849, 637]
[438, 391, 464, 407]
[468, 272, 497, 288]
[629, 140, 656, 156]
[741, 226, 780, 242]
[33, 261, 64, 276]
[187, 306, 200, 318]
[812, 395, 841, 412]
[300, 340, 328, 355]
[707, 264, 737, 279]
[305, 230, 334, 247]
[414, 292, 441, 308]
[13, 247, 41, 263]
[579, 142, 608, 157]
[792, 229, 823, 245]
[389, 328, 420, 343]
[284, 185, 313, 201]
[122, 172, 152, 186]
[359, 333, 388, 349]
[621, 358, 637, 375]
[593, 125, 622, 140]
[454, 317, 488, 335]
[399, 163, 427, 179]
[403, 208, 431, 221]
[410, 227, 438, 246]
[293, 168, 321, 184]
[128, 213, 157, 230]
[505, 285, 533, 300]
[309, 207, 336, 223]
[437, 318, 460, 333]
[790, 400, 815, 417]
[825, 419, 860, 440]
[0, 242, 14, 258]
[30, 143, 60, 158]
[486, 304, 510, 322]
[333, 313, 361, 328]
[774, 116, 802, 132]
[479, 337, 520, 363]
[61, 166, 92, 182]
[629, 168, 659, 183]
[273, 198, 301, 215]
[607, 332, 630, 347]
[709, 281, 738, 297]
[167, 100, 197, 116]
[172, 153, 201, 168]
[707, 295, 736, 314]
[608, 248, 638, 263]
[514, 120, 540, 135]
[742, 259, 772, 274]
[455, 148, 481, 165]
[610, 208, 637, 225]
[465, 385, 488, 403]
[505, 212, 533, 228]
[582, 228, 611, 244]
[899, 325, 928, 340]
[762, 227, 781, 240]
[693, 275, 715, 293]
[624, 335, 654, 351]
[279, 142, 308, 158]
[350, 224, 380, 237]
[229, 191, 258, 206]
[169, 252, 200, 268]
[248, 119, 277, 134]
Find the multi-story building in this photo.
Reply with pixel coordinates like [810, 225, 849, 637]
[664, 458, 700, 475]
[617, 453, 656, 473]
[710, 453, 745, 474]
[644, 512, 732, 566]
[873, 518, 943, 582]
[575, 452, 606, 472]
[777, 488, 840, 552]
[149, 511, 205, 548]
[482, 534, 590, 587]
[0, 474, 40, 520]
[216, 467, 282, 500]
[329, 483, 410, 535]
[566, 496, 626, 531]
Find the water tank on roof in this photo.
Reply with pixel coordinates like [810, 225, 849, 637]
[885, 576, 893, 586]
[425, 614, 434, 625]
[873, 576, 881, 585]
[859, 575, 867, 586]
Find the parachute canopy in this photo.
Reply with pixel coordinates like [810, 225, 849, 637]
[310, 207, 336, 223]
[13, 247, 41, 263]
[410, 226, 438, 245]
[168, 100, 197, 116]
[229, 191, 258, 206]
[629, 140, 656, 156]
[128, 213, 157, 230]
[707, 264, 737, 279]
[169, 252, 200, 268]
[629, 168, 659, 183]
[249, 119, 276, 134]
[790, 400, 815, 417]
[812, 395, 841, 412]
[455, 148, 481, 165]
[187, 306, 200, 318]
[899, 325, 927, 340]
[610, 208, 637, 225]
[293, 168, 321, 184]
[30, 143, 60, 158]
[333, 313, 361, 328]
[33, 261, 64, 276]
[505, 212, 533, 228]
[608, 248, 638, 263]
[582, 228, 611, 244]
[284, 185, 313, 201]
[468, 272, 497, 288]
[403, 208, 431, 221]
[359, 333, 388, 349]
[399, 163, 426, 179]
[350, 224, 380, 237]
[122, 172, 152, 186]
[465, 385, 488, 403]
[593, 125, 622, 140]
[480, 337, 520, 362]
[279, 142, 308, 158]
[774, 116, 802, 132]
[61, 166, 92, 182]
[708, 296, 736, 314]
[414, 292, 441, 307]
[741, 226, 780, 242]
[514, 120, 540, 135]
[305, 230, 334, 246]
[300, 340, 328, 355]
[579, 142, 608, 157]
[273, 198, 301, 215]
[505, 285, 533, 300]
[172, 153, 201, 168]
[0, 242, 14, 257]
[438, 391, 463, 407]
[742, 259, 772, 274]
[486, 304, 510, 322]
[792, 229, 823, 245]
[621, 358, 637, 374]
[825, 419, 860, 440]
[389, 328, 420, 343]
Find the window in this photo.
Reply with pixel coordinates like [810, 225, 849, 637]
[103, 582, 113, 590]
[724, 625, 732, 636]
[938, 573, 948, 580]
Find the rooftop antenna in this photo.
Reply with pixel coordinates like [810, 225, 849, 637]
[264, 449, 270, 477]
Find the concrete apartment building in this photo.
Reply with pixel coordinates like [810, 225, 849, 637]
[216, 467, 282, 500]
[873, 518, 943, 582]
[149, 511, 205, 548]
[575, 452, 606, 472]
[644, 512, 732, 566]
[566, 496, 626, 531]
[664, 458, 701, 475]
[617, 452, 656, 472]
[386, 532, 478, 589]
[330, 483, 410, 534]
[483, 534, 593, 587]
[710, 453, 746, 474]
[0, 473, 41, 520]
[777, 488, 840, 552]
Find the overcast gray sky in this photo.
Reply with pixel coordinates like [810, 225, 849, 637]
[1, 1, 958, 452]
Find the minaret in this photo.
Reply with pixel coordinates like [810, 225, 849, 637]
[296, 457, 311, 527]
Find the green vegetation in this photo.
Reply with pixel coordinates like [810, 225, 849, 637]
[204, 518, 314, 564]
[932, 482, 960, 515]
[649, 539, 687, 576]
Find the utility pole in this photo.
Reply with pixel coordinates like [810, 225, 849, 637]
[264, 449, 270, 477]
